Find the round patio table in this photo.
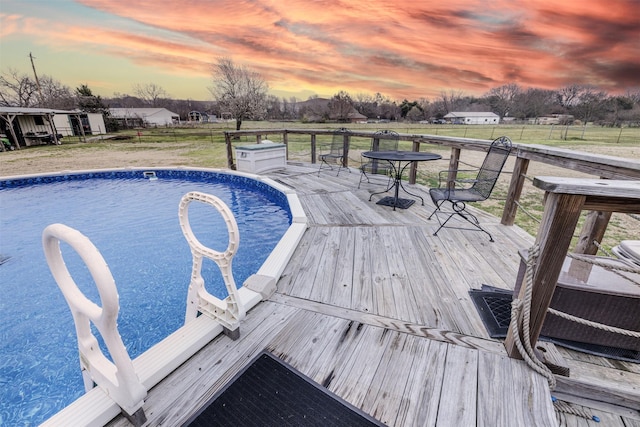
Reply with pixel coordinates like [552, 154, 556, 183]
[362, 150, 442, 210]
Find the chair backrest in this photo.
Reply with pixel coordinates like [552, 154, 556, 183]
[329, 128, 351, 155]
[370, 129, 399, 152]
[471, 136, 513, 199]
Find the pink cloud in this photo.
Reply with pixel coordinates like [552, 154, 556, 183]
[6, 0, 639, 99]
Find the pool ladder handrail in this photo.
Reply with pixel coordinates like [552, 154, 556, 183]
[179, 191, 246, 339]
[42, 224, 147, 426]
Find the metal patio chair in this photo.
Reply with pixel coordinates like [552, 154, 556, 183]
[427, 136, 513, 242]
[318, 128, 351, 176]
[358, 129, 399, 189]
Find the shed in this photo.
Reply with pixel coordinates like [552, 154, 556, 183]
[444, 112, 500, 125]
[0, 107, 106, 149]
[109, 108, 180, 127]
[53, 112, 107, 136]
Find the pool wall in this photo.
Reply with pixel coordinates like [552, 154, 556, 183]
[2, 167, 308, 426]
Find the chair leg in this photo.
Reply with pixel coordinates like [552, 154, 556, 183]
[430, 201, 494, 242]
[318, 158, 331, 176]
[358, 169, 369, 189]
[336, 159, 350, 176]
[427, 200, 445, 220]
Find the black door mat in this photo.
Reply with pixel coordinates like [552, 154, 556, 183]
[469, 285, 640, 363]
[184, 351, 387, 427]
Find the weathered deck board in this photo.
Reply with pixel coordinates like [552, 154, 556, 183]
[104, 163, 638, 427]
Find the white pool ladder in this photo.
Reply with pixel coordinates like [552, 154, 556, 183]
[42, 224, 148, 426]
[179, 191, 246, 339]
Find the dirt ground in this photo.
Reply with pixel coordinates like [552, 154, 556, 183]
[0, 142, 203, 177]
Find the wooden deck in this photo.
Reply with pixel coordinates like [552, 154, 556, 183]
[108, 163, 640, 426]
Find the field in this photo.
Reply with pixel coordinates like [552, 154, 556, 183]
[1, 122, 638, 250]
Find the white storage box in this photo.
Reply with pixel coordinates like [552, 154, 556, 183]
[235, 143, 286, 174]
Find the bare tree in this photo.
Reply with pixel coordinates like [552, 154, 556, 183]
[39, 75, 75, 109]
[625, 89, 640, 105]
[265, 94, 283, 120]
[557, 84, 582, 107]
[485, 83, 521, 118]
[439, 90, 466, 113]
[0, 68, 38, 107]
[512, 88, 555, 121]
[571, 86, 608, 123]
[327, 90, 354, 122]
[133, 83, 170, 107]
[209, 58, 268, 130]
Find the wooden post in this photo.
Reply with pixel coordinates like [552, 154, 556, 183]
[501, 157, 530, 225]
[283, 131, 289, 160]
[408, 140, 421, 184]
[224, 132, 235, 170]
[505, 192, 585, 358]
[447, 147, 461, 190]
[0, 114, 21, 149]
[310, 134, 317, 164]
[574, 210, 613, 255]
[342, 133, 350, 168]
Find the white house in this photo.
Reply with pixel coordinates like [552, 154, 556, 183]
[109, 108, 180, 127]
[444, 112, 500, 125]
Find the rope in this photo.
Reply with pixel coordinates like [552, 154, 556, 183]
[508, 245, 557, 389]
[510, 245, 603, 422]
[567, 251, 640, 275]
[547, 308, 640, 338]
[552, 397, 600, 423]
[567, 250, 640, 287]
[514, 200, 541, 223]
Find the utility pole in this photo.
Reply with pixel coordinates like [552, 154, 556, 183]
[29, 52, 45, 105]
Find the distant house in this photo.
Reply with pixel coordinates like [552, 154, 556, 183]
[0, 107, 106, 148]
[109, 108, 180, 127]
[530, 114, 575, 125]
[444, 112, 500, 125]
[346, 110, 367, 123]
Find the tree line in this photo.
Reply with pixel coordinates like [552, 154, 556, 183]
[2, 58, 639, 131]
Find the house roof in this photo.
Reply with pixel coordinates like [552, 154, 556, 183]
[444, 112, 499, 118]
[109, 108, 179, 118]
[0, 107, 82, 115]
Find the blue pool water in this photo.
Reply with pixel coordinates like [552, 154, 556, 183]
[0, 169, 291, 426]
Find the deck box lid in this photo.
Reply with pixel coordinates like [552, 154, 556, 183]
[235, 143, 285, 151]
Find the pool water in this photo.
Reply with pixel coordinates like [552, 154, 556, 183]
[0, 169, 291, 425]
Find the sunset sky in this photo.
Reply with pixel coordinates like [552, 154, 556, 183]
[1, 0, 638, 102]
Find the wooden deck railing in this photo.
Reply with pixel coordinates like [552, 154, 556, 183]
[225, 129, 640, 255]
[503, 177, 640, 361]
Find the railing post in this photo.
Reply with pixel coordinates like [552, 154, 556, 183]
[224, 132, 235, 170]
[447, 147, 461, 190]
[283, 131, 289, 160]
[310, 134, 317, 164]
[501, 156, 530, 225]
[409, 140, 420, 184]
[505, 191, 585, 359]
[342, 133, 350, 168]
[256, 134, 261, 144]
[574, 210, 613, 255]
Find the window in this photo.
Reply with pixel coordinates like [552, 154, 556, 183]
[34, 116, 44, 126]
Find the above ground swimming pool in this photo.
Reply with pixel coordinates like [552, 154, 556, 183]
[0, 168, 292, 425]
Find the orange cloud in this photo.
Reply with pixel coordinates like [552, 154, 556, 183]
[3, 0, 638, 100]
